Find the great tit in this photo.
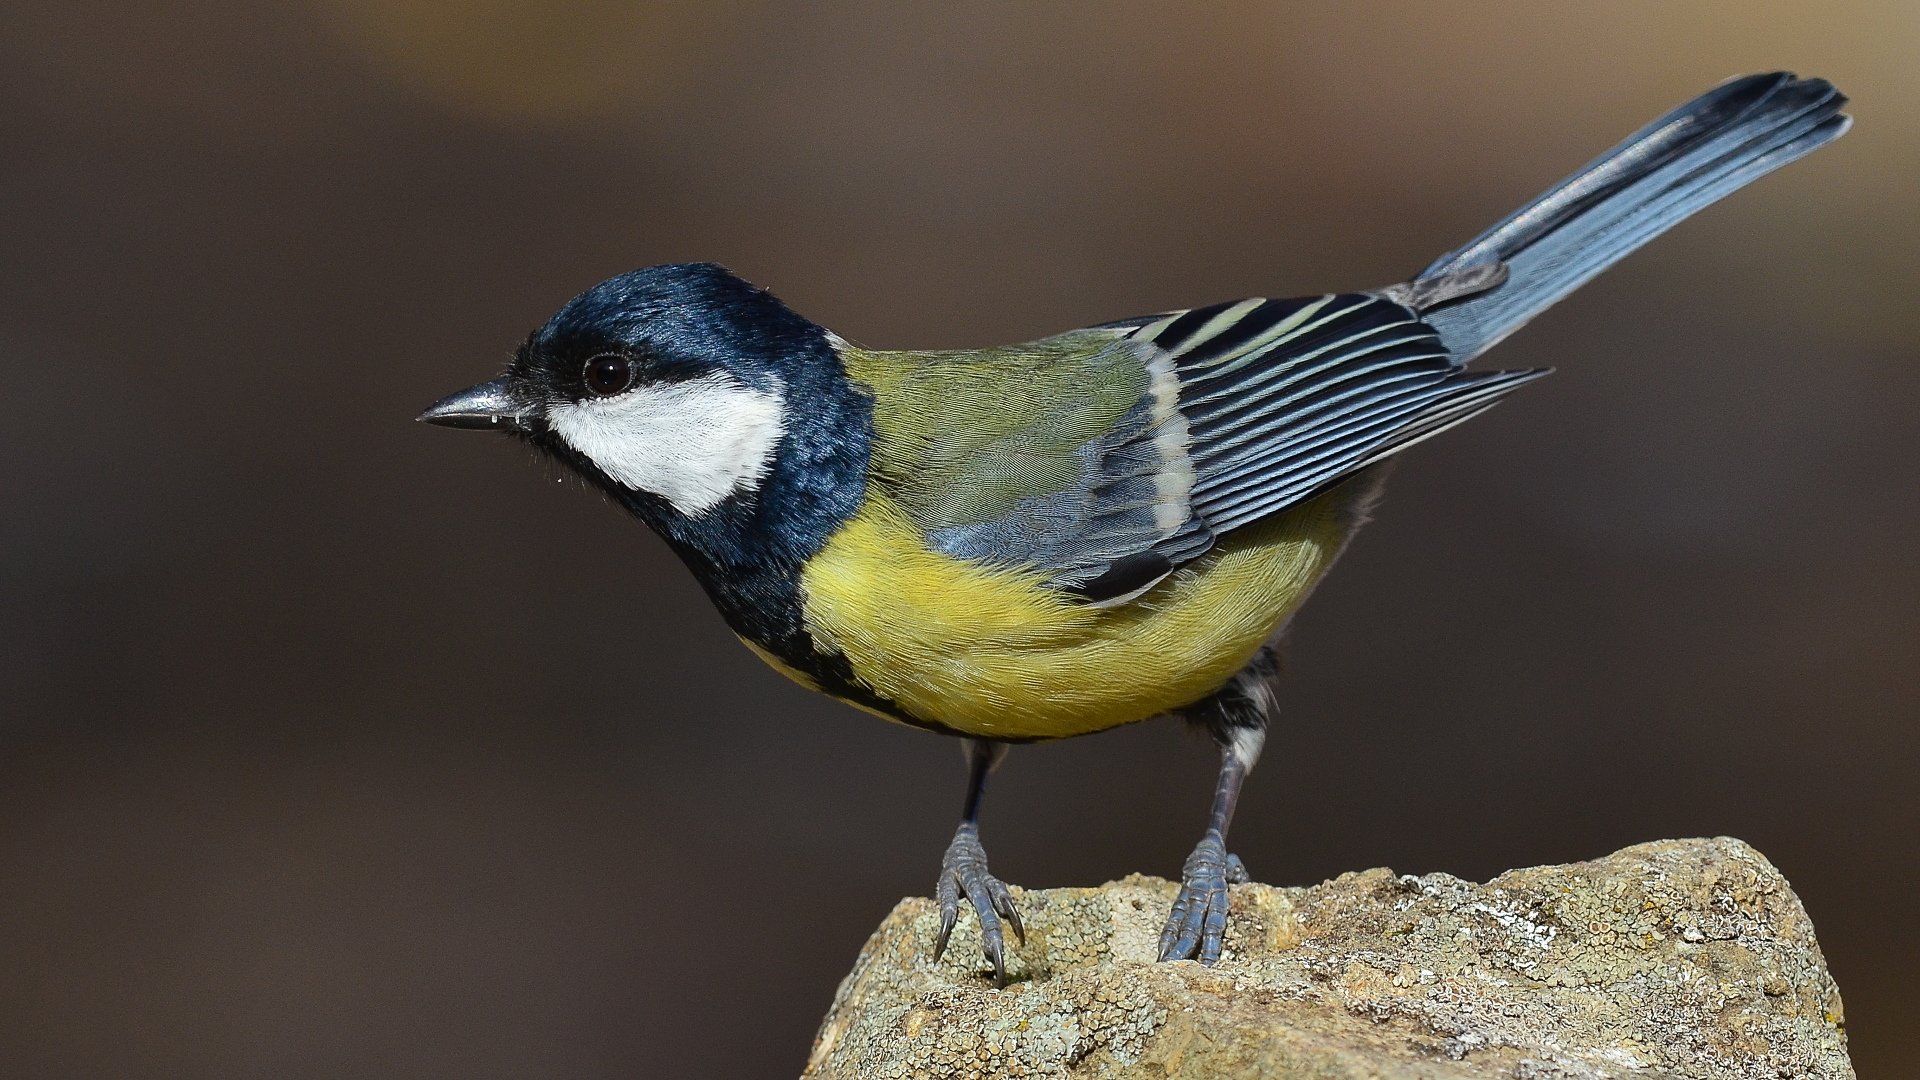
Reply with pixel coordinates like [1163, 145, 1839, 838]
[422, 73, 1848, 977]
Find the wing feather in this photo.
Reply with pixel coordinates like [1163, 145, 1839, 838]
[1127, 294, 1539, 534]
[840, 292, 1542, 604]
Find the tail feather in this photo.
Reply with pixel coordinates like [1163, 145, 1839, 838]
[1419, 73, 1850, 362]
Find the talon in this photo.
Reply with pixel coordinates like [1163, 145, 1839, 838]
[932, 824, 1022, 982]
[934, 904, 958, 963]
[987, 878, 1025, 943]
[1159, 834, 1240, 965]
[933, 869, 961, 962]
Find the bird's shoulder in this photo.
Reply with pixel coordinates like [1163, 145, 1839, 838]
[835, 326, 1152, 502]
[834, 324, 1198, 603]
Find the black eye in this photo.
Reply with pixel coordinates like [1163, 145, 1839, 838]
[583, 354, 634, 396]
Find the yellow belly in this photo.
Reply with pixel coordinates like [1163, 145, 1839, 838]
[772, 487, 1356, 739]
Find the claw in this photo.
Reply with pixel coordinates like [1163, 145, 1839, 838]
[1158, 834, 1240, 965]
[931, 823, 1022, 983]
[934, 871, 961, 963]
[962, 869, 1006, 979]
[989, 878, 1026, 943]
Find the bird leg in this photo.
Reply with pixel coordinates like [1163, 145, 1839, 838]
[1160, 648, 1274, 965]
[1158, 742, 1255, 964]
[933, 738, 1024, 983]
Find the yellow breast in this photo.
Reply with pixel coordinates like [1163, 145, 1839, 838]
[771, 488, 1356, 740]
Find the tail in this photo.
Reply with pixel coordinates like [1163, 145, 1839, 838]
[1415, 72, 1850, 363]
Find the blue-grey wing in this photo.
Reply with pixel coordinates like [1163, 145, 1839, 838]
[1137, 293, 1546, 538]
[918, 294, 1544, 603]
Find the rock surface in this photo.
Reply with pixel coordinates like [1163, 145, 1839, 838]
[804, 838, 1848, 1079]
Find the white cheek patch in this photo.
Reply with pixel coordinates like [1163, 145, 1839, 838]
[547, 372, 786, 515]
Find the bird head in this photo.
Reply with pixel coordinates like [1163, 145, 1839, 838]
[421, 263, 835, 519]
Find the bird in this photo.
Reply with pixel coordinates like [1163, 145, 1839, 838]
[421, 73, 1848, 978]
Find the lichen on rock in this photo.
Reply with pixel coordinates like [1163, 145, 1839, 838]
[804, 837, 1849, 1079]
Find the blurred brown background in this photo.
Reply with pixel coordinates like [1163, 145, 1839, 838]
[0, 1, 1912, 1076]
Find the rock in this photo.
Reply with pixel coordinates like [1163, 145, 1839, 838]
[804, 838, 1849, 1079]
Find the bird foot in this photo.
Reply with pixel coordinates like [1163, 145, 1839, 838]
[933, 822, 1025, 983]
[1157, 833, 1248, 965]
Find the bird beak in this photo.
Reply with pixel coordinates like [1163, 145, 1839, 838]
[417, 379, 541, 431]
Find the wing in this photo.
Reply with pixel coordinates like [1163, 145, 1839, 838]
[838, 293, 1544, 604]
[1137, 293, 1546, 536]
[840, 327, 1215, 604]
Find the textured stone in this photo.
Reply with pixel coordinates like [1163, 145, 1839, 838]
[804, 838, 1849, 1079]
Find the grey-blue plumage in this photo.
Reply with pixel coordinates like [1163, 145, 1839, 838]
[1419, 72, 1849, 362]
